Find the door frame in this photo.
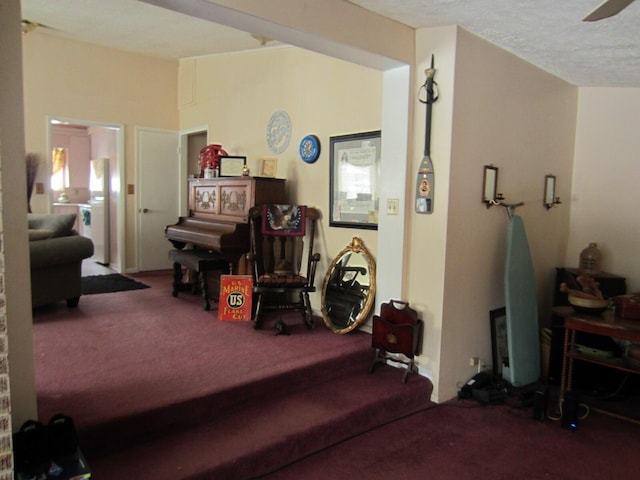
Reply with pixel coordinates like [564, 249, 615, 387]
[46, 116, 126, 274]
[178, 125, 209, 216]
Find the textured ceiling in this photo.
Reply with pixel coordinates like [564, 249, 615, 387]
[20, 0, 640, 87]
[350, 0, 640, 87]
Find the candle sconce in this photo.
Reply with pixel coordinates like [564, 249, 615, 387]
[483, 165, 504, 208]
[543, 174, 561, 210]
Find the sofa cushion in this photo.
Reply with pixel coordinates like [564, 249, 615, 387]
[28, 214, 76, 238]
[29, 235, 94, 270]
[29, 229, 55, 241]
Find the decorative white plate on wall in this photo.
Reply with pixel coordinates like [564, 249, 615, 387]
[266, 110, 291, 154]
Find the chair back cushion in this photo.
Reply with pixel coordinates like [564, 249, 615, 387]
[262, 204, 306, 236]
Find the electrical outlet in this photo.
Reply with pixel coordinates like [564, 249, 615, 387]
[469, 357, 480, 367]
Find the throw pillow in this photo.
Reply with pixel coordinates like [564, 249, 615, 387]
[27, 214, 77, 237]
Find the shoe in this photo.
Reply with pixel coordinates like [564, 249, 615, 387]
[12, 419, 50, 477]
[48, 414, 80, 467]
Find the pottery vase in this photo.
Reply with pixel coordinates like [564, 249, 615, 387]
[198, 144, 228, 176]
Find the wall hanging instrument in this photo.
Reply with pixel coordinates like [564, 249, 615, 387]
[415, 54, 439, 214]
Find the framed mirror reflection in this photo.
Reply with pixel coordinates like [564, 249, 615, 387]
[321, 237, 376, 334]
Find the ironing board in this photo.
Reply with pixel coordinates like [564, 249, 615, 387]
[505, 215, 541, 386]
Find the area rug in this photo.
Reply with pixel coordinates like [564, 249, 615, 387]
[81, 273, 150, 295]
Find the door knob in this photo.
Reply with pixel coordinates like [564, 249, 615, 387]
[142, 208, 150, 213]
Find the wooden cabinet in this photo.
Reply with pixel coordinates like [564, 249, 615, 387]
[188, 177, 286, 224]
[548, 268, 627, 385]
[560, 311, 640, 423]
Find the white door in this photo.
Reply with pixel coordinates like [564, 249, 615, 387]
[137, 127, 179, 271]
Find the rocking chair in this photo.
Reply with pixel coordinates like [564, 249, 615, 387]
[247, 204, 321, 330]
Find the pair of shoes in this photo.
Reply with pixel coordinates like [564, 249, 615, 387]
[13, 414, 80, 476]
[48, 413, 81, 467]
[12, 420, 50, 477]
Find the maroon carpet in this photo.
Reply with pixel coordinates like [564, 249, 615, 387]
[261, 399, 639, 480]
[34, 271, 371, 432]
[34, 271, 637, 479]
[32, 270, 434, 478]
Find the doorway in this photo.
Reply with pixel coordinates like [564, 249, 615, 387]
[47, 117, 125, 273]
[136, 127, 180, 271]
[180, 127, 208, 214]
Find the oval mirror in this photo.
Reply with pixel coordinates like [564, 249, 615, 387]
[321, 237, 376, 334]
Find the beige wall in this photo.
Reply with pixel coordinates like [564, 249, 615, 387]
[407, 27, 578, 401]
[570, 88, 640, 292]
[22, 31, 179, 270]
[403, 26, 457, 399]
[1, 0, 37, 435]
[179, 46, 383, 304]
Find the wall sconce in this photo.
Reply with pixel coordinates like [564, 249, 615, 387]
[544, 174, 561, 209]
[483, 165, 504, 208]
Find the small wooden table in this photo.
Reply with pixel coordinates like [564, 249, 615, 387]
[560, 310, 640, 423]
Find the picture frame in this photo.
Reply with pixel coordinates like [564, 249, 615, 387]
[218, 156, 246, 177]
[259, 157, 278, 178]
[329, 130, 381, 230]
[489, 307, 508, 377]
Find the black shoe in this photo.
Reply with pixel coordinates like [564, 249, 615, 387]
[12, 419, 50, 476]
[48, 414, 80, 467]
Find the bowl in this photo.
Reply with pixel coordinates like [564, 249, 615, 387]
[568, 294, 609, 315]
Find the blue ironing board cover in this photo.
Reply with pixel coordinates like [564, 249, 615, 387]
[505, 215, 541, 386]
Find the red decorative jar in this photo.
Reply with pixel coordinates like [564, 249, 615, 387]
[198, 144, 228, 176]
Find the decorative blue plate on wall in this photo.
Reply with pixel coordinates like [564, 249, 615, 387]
[299, 134, 321, 163]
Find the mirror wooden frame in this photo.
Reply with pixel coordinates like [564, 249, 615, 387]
[321, 237, 376, 334]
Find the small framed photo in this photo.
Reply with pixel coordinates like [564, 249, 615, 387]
[259, 158, 278, 177]
[218, 156, 246, 177]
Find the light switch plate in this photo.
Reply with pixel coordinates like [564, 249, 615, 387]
[387, 198, 399, 215]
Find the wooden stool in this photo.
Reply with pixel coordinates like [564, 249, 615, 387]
[169, 249, 231, 310]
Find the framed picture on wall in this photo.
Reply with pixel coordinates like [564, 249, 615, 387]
[329, 130, 381, 230]
[218, 156, 246, 177]
[259, 158, 278, 177]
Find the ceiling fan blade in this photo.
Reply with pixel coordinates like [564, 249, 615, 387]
[583, 0, 636, 21]
[21, 19, 58, 35]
